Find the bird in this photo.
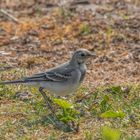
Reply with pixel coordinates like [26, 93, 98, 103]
[0, 49, 96, 113]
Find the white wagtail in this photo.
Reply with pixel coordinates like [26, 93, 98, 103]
[0, 49, 96, 113]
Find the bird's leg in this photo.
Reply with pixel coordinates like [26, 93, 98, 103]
[39, 87, 55, 115]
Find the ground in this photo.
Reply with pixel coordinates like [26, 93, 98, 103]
[0, 0, 140, 139]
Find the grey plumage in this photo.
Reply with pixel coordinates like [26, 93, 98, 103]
[0, 49, 96, 96]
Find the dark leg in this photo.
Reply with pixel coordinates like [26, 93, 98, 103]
[39, 88, 79, 131]
[39, 87, 55, 115]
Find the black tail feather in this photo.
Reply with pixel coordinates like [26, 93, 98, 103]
[0, 80, 26, 85]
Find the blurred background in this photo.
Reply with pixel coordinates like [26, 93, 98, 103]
[0, 0, 140, 87]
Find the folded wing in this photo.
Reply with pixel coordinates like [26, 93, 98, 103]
[24, 68, 74, 82]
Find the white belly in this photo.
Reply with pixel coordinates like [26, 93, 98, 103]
[27, 81, 80, 96]
[41, 82, 79, 96]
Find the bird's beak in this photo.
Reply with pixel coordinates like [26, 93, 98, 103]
[87, 52, 96, 58]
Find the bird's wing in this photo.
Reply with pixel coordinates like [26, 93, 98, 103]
[24, 68, 75, 82]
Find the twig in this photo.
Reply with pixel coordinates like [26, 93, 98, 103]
[0, 9, 20, 24]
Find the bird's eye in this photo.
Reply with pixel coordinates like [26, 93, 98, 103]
[80, 53, 85, 57]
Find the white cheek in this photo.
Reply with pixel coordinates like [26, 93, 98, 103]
[78, 59, 84, 63]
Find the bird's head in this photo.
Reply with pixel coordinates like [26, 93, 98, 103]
[71, 49, 96, 65]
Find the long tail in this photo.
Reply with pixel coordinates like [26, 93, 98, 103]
[0, 80, 26, 85]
